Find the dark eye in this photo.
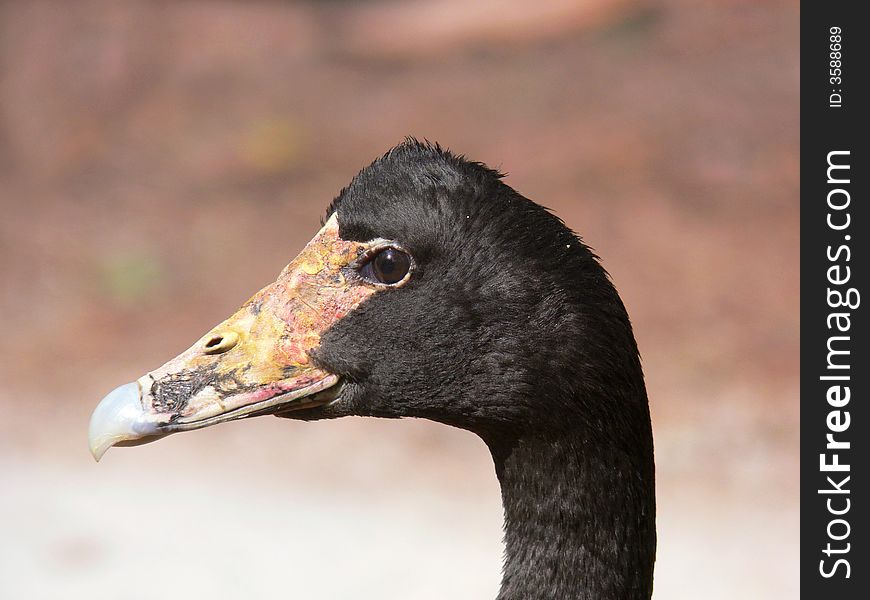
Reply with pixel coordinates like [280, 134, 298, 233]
[360, 247, 412, 285]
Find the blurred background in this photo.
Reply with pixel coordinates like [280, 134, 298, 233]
[0, 0, 798, 598]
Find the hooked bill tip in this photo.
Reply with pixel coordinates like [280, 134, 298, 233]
[88, 381, 159, 461]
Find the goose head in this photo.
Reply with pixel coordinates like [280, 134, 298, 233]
[89, 140, 655, 599]
[90, 141, 640, 454]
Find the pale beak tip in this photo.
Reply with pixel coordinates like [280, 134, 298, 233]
[90, 441, 108, 462]
[88, 381, 157, 462]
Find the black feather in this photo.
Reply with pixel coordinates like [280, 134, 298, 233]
[303, 139, 654, 599]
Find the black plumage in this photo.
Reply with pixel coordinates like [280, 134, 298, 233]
[286, 140, 656, 599]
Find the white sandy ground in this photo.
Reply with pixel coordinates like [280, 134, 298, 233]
[1, 395, 797, 600]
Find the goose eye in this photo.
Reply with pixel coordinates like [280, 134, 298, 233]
[360, 247, 412, 285]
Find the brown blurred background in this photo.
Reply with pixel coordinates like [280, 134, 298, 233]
[0, 1, 798, 598]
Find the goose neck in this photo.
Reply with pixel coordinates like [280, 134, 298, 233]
[487, 421, 656, 600]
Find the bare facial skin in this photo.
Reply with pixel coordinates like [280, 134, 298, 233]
[89, 214, 381, 460]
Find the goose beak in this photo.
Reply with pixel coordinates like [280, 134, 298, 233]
[88, 214, 377, 461]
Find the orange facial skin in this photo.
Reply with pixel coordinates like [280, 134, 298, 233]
[136, 214, 379, 427]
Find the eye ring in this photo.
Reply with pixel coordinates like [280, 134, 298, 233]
[356, 244, 414, 286]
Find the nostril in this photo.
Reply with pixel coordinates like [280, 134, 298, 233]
[203, 331, 239, 355]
